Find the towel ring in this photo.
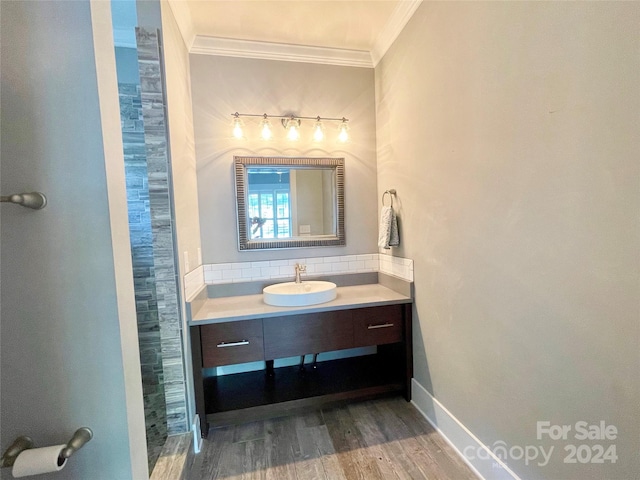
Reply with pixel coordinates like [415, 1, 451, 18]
[382, 189, 396, 207]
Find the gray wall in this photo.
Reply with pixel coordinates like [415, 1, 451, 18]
[294, 169, 324, 235]
[190, 55, 377, 263]
[1, 1, 146, 478]
[160, 0, 202, 430]
[376, 2, 639, 479]
[161, 0, 202, 276]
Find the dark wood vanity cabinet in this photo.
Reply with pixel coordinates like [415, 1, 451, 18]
[352, 305, 404, 347]
[190, 303, 412, 433]
[263, 310, 353, 359]
[200, 319, 264, 367]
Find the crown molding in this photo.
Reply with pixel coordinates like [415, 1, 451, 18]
[164, 0, 420, 69]
[190, 36, 373, 68]
[166, 0, 196, 50]
[371, 0, 423, 67]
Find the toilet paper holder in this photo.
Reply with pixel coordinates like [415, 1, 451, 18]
[0, 427, 93, 468]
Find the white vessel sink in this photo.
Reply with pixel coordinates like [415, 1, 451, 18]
[263, 281, 337, 307]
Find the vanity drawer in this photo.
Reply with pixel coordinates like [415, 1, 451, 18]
[263, 310, 353, 359]
[200, 320, 264, 368]
[352, 305, 403, 347]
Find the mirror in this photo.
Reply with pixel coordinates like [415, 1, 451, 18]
[235, 156, 345, 250]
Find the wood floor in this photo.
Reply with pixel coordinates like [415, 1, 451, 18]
[188, 396, 479, 480]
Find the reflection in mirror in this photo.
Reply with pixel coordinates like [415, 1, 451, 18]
[247, 168, 335, 239]
[235, 157, 345, 250]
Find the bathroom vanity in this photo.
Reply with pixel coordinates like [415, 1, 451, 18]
[188, 281, 412, 435]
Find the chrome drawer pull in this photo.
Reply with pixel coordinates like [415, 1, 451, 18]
[367, 323, 394, 330]
[217, 340, 249, 348]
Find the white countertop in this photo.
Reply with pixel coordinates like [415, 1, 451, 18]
[189, 283, 412, 325]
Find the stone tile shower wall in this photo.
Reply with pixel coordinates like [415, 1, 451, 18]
[119, 82, 167, 470]
[136, 28, 188, 436]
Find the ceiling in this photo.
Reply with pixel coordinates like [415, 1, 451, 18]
[169, 0, 422, 67]
[186, 1, 399, 52]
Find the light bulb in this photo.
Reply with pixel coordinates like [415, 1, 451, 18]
[260, 117, 273, 140]
[286, 117, 300, 141]
[337, 119, 349, 143]
[231, 115, 244, 139]
[313, 118, 324, 142]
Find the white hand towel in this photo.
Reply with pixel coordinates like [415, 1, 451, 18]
[378, 205, 400, 249]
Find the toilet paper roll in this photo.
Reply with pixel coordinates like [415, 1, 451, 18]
[12, 445, 67, 478]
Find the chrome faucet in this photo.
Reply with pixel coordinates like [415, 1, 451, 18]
[294, 263, 307, 283]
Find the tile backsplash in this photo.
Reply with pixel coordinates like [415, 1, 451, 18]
[184, 265, 205, 301]
[184, 253, 413, 300]
[379, 254, 414, 281]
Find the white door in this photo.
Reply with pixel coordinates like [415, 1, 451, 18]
[1, 1, 146, 479]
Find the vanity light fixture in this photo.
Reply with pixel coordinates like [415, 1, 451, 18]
[231, 113, 244, 139]
[312, 117, 324, 142]
[259, 114, 273, 140]
[230, 112, 350, 142]
[337, 118, 349, 143]
[284, 116, 301, 141]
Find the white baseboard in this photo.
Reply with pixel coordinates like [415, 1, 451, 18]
[192, 414, 203, 454]
[411, 378, 522, 480]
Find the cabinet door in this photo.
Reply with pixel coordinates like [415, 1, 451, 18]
[263, 310, 353, 359]
[200, 320, 264, 367]
[352, 305, 403, 347]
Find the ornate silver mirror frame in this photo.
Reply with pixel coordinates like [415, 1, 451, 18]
[235, 156, 345, 250]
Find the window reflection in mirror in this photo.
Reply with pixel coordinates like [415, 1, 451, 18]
[247, 168, 336, 240]
[247, 168, 291, 239]
[235, 157, 345, 250]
